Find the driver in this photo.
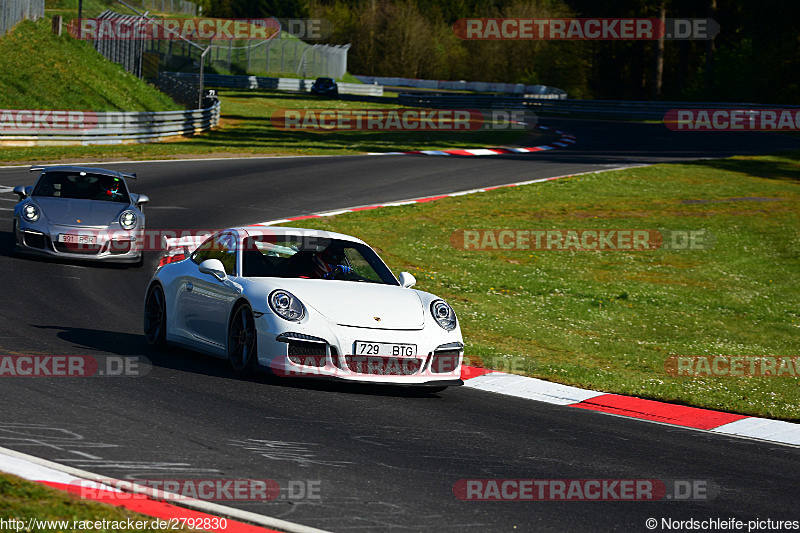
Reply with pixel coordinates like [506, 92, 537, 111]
[313, 247, 354, 279]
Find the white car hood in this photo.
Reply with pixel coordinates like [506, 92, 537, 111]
[266, 279, 425, 330]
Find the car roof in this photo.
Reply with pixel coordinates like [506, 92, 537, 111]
[31, 165, 136, 180]
[237, 225, 367, 246]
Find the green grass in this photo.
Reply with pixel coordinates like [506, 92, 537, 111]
[0, 90, 539, 163]
[0, 20, 180, 112]
[0, 473, 204, 532]
[277, 151, 800, 421]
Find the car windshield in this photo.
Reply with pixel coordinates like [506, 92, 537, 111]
[32, 171, 130, 204]
[242, 236, 398, 285]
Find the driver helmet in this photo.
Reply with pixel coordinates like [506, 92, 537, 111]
[313, 247, 345, 278]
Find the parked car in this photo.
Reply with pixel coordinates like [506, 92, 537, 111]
[310, 77, 339, 97]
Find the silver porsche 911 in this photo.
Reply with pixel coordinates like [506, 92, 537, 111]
[12, 166, 148, 264]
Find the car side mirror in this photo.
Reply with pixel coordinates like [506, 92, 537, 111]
[134, 194, 149, 206]
[398, 272, 416, 288]
[198, 259, 227, 281]
[13, 186, 28, 200]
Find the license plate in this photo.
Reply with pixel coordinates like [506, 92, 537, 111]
[354, 341, 416, 357]
[58, 234, 97, 245]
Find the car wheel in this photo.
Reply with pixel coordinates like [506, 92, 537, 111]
[228, 303, 256, 374]
[143, 284, 167, 346]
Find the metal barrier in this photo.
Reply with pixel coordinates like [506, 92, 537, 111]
[356, 75, 566, 98]
[0, 100, 220, 146]
[398, 94, 800, 119]
[165, 72, 384, 96]
[1, 0, 44, 36]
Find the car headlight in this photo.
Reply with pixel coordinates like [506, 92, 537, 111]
[269, 290, 305, 322]
[119, 211, 137, 230]
[22, 203, 39, 222]
[431, 300, 457, 331]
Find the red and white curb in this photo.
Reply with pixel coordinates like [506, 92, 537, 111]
[460, 366, 800, 447]
[367, 126, 576, 156]
[0, 446, 330, 533]
[254, 170, 609, 227]
[250, 162, 799, 450]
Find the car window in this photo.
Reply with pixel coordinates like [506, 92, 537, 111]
[241, 236, 397, 284]
[32, 171, 130, 204]
[192, 233, 237, 275]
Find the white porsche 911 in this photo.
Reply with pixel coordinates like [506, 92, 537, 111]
[143, 226, 464, 389]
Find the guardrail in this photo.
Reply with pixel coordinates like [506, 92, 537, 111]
[356, 75, 566, 98]
[164, 72, 384, 96]
[0, 100, 221, 146]
[397, 94, 800, 120]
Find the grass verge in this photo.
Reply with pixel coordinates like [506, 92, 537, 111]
[0, 20, 180, 112]
[278, 150, 800, 421]
[0, 473, 203, 532]
[0, 90, 539, 163]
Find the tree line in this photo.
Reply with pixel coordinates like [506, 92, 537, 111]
[197, 0, 799, 103]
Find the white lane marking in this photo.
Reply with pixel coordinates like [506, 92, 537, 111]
[143, 206, 188, 210]
[0, 186, 14, 193]
[0, 207, 13, 211]
[0, 198, 18, 202]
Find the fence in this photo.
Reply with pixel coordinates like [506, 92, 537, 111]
[356, 75, 567, 99]
[165, 72, 383, 96]
[149, 39, 350, 79]
[397, 94, 800, 120]
[71, 9, 350, 83]
[0, 100, 220, 146]
[128, 0, 197, 15]
[0, 0, 44, 36]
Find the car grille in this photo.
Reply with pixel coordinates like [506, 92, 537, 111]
[107, 241, 132, 254]
[54, 242, 102, 254]
[22, 231, 48, 250]
[288, 341, 327, 367]
[429, 350, 460, 374]
[342, 355, 421, 375]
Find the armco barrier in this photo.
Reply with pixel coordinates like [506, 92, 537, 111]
[356, 75, 566, 98]
[398, 94, 800, 120]
[0, 100, 220, 146]
[165, 72, 383, 96]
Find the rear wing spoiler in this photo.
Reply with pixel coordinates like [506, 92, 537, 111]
[157, 235, 207, 268]
[28, 166, 136, 179]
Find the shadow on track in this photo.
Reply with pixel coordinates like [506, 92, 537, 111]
[32, 324, 448, 398]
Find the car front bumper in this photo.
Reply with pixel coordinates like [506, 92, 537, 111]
[14, 220, 143, 263]
[256, 319, 464, 385]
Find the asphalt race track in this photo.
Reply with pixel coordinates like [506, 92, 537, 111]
[0, 118, 798, 531]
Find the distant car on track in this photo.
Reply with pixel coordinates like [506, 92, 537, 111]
[310, 77, 338, 97]
[144, 226, 464, 390]
[12, 166, 148, 264]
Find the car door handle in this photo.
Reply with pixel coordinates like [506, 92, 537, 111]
[186, 282, 193, 292]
